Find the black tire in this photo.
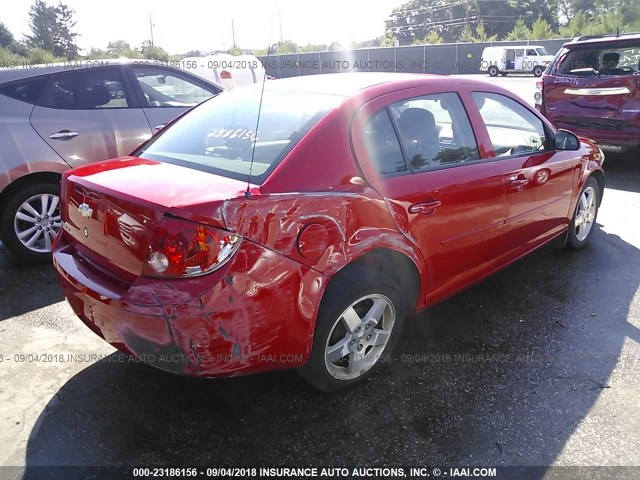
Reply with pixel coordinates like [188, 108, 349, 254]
[566, 177, 600, 250]
[1, 181, 61, 264]
[298, 267, 406, 392]
[533, 66, 544, 77]
[488, 66, 499, 77]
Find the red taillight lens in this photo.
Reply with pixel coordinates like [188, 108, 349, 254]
[142, 218, 241, 278]
[220, 70, 232, 80]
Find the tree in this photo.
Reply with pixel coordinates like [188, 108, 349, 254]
[140, 40, 169, 61]
[25, 0, 57, 53]
[458, 24, 476, 42]
[413, 31, 443, 44]
[0, 23, 14, 49]
[531, 17, 556, 39]
[25, 1, 78, 59]
[184, 50, 202, 57]
[475, 21, 497, 41]
[106, 40, 131, 57]
[53, 2, 78, 59]
[378, 32, 398, 47]
[506, 17, 531, 40]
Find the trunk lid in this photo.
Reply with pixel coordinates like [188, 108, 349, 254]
[61, 156, 249, 278]
[543, 73, 640, 133]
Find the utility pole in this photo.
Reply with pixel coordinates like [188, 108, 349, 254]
[150, 13, 155, 48]
[232, 19, 236, 48]
[279, 11, 283, 43]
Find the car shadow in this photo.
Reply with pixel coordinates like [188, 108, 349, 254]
[0, 242, 63, 322]
[22, 226, 640, 475]
[602, 150, 640, 194]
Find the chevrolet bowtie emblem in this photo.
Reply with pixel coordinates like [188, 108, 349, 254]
[78, 203, 93, 218]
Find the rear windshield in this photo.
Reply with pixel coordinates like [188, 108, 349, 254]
[554, 44, 640, 75]
[137, 86, 341, 184]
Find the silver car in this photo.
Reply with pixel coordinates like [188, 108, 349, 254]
[0, 59, 223, 262]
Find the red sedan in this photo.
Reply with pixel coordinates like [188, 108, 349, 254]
[53, 73, 604, 391]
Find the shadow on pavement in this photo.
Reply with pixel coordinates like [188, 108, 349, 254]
[602, 150, 640, 194]
[22, 226, 640, 476]
[0, 242, 63, 321]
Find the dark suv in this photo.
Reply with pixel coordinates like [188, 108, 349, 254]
[536, 33, 640, 149]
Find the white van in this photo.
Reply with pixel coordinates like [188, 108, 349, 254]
[480, 45, 555, 77]
[182, 53, 267, 89]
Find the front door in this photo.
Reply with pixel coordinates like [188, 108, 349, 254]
[470, 91, 576, 258]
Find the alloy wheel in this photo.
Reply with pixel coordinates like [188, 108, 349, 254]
[13, 193, 62, 253]
[324, 294, 396, 380]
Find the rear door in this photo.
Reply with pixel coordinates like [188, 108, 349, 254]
[29, 67, 152, 168]
[125, 65, 221, 133]
[542, 42, 640, 143]
[351, 89, 511, 304]
[470, 91, 576, 258]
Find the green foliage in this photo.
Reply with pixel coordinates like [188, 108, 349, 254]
[28, 47, 62, 64]
[458, 24, 476, 42]
[379, 32, 398, 47]
[413, 31, 443, 44]
[227, 45, 242, 56]
[506, 17, 531, 40]
[25, 0, 78, 59]
[106, 40, 131, 57]
[0, 23, 14, 48]
[140, 40, 168, 61]
[531, 17, 556, 39]
[385, 0, 640, 42]
[476, 21, 497, 42]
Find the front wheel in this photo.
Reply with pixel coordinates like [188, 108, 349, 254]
[1, 181, 62, 263]
[567, 177, 599, 250]
[488, 66, 499, 77]
[298, 267, 406, 392]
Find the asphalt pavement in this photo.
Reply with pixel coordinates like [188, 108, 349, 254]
[0, 77, 639, 478]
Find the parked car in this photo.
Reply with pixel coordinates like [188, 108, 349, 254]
[53, 73, 604, 391]
[0, 59, 223, 262]
[536, 33, 640, 149]
[481, 45, 554, 77]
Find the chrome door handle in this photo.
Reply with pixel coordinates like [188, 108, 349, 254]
[509, 177, 530, 190]
[49, 130, 79, 140]
[154, 123, 168, 131]
[408, 200, 442, 215]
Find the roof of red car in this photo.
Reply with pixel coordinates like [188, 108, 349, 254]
[263, 72, 497, 99]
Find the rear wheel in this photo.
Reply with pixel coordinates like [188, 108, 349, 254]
[488, 66, 499, 77]
[298, 267, 406, 392]
[533, 65, 544, 77]
[567, 177, 599, 250]
[1, 181, 62, 263]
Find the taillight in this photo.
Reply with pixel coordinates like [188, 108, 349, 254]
[220, 70, 232, 80]
[534, 80, 543, 105]
[142, 217, 241, 278]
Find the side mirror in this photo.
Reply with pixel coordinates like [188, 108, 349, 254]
[555, 129, 580, 151]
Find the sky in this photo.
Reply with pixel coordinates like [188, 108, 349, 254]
[2, 0, 408, 54]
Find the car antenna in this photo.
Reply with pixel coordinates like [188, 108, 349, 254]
[245, 71, 268, 198]
[246, 6, 277, 198]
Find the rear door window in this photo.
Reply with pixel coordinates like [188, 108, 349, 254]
[386, 92, 480, 172]
[38, 68, 130, 109]
[0, 76, 46, 104]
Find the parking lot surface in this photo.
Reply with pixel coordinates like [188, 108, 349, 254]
[0, 76, 639, 476]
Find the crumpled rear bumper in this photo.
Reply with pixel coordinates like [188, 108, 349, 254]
[53, 233, 327, 377]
